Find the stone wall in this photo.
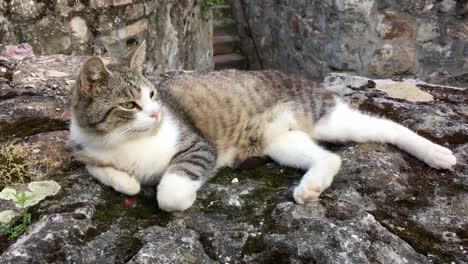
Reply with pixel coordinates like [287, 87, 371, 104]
[231, 0, 468, 86]
[0, 0, 213, 72]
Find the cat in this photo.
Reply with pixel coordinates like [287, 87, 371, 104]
[70, 41, 457, 212]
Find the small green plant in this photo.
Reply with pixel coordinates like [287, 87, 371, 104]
[0, 191, 32, 240]
[201, 0, 225, 19]
[12, 192, 30, 208]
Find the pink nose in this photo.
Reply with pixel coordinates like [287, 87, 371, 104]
[150, 111, 159, 119]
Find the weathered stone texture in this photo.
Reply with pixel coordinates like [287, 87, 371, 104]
[232, 0, 468, 86]
[369, 43, 416, 76]
[0, 0, 213, 72]
[376, 12, 413, 40]
[447, 20, 468, 40]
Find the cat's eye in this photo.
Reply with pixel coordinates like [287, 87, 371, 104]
[120, 102, 137, 109]
[150, 91, 155, 99]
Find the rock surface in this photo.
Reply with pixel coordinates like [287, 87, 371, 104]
[0, 56, 467, 263]
[0, 0, 213, 72]
[231, 0, 468, 87]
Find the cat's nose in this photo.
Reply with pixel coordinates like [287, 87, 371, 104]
[149, 110, 159, 119]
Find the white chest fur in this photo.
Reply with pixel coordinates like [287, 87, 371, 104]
[71, 116, 179, 185]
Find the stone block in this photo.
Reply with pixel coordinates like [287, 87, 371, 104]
[113, 0, 133, 6]
[124, 3, 145, 21]
[70, 17, 89, 43]
[376, 12, 413, 40]
[0, 43, 34, 61]
[55, 0, 85, 17]
[21, 16, 71, 55]
[117, 19, 149, 40]
[447, 20, 468, 40]
[417, 19, 440, 43]
[439, 0, 456, 12]
[89, 0, 113, 9]
[10, 0, 44, 19]
[369, 43, 416, 76]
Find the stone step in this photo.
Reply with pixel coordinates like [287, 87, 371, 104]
[214, 53, 247, 70]
[213, 35, 240, 56]
[212, 4, 232, 19]
[213, 18, 237, 35]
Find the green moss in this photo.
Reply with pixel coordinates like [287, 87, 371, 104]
[91, 186, 173, 242]
[370, 210, 456, 263]
[200, 0, 225, 20]
[199, 232, 218, 260]
[0, 118, 68, 142]
[211, 166, 301, 188]
[114, 234, 144, 263]
[242, 235, 266, 255]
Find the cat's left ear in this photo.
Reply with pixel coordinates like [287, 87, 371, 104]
[79, 56, 113, 95]
[123, 40, 146, 73]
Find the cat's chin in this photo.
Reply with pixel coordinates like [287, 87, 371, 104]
[127, 125, 161, 137]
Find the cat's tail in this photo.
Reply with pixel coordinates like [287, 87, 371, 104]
[311, 99, 457, 170]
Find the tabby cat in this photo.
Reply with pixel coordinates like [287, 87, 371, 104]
[70, 42, 457, 212]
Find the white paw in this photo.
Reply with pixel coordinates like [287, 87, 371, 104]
[112, 174, 141, 196]
[87, 166, 141, 195]
[423, 143, 457, 170]
[293, 183, 323, 205]
[157, 174, 199, 212]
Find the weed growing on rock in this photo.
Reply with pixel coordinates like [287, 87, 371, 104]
[0, 192, 32, 240]
[201, 0, 225, 19]
[0, 144, 29, 190]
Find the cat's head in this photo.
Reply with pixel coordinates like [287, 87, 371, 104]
[71, 41, 162, 144]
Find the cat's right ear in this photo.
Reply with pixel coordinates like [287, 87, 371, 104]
[79, 56, 113, 95]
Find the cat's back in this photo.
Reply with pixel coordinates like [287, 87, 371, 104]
[159, 69, 330, 109]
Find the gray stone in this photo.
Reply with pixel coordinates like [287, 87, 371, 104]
[0, 1, 213, 71]
[70, 17, 89, 43]
[21, 16, 72, 55]
[439, 0, 456, 12]
[447, 20, 468, 40]
[231, 0, 467, 86]
[55, 0, 85, 17]
[376, 12, 413, 40]
[9, 0, 44, 19]
[124, 3, 145, 21]
[417, 18, 440, 43]
[128, 226, 216, 263]
[369, 43, 416, 76]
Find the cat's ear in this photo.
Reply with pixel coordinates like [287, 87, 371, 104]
[79, 56, 113, 95]
[123, 40, 146, 73]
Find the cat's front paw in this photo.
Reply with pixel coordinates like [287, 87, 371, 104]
[87, 166, 141, 195]
[113, 176, 141, 196]
[157, 174, 198, 212]
[293, 184, 323, 204]
[423, 143, 457, 170]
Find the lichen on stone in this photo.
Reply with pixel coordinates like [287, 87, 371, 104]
[0, 210, 20, 224]
[0, 180, 61, 208]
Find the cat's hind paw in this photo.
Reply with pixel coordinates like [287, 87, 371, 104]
[423, 143, 457, 170]
[157, 173, 198, 212]
[293, 184, 322, 204]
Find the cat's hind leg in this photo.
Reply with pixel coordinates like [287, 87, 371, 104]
[312, 100, 456, 169]
[263, 130, 342, 204]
